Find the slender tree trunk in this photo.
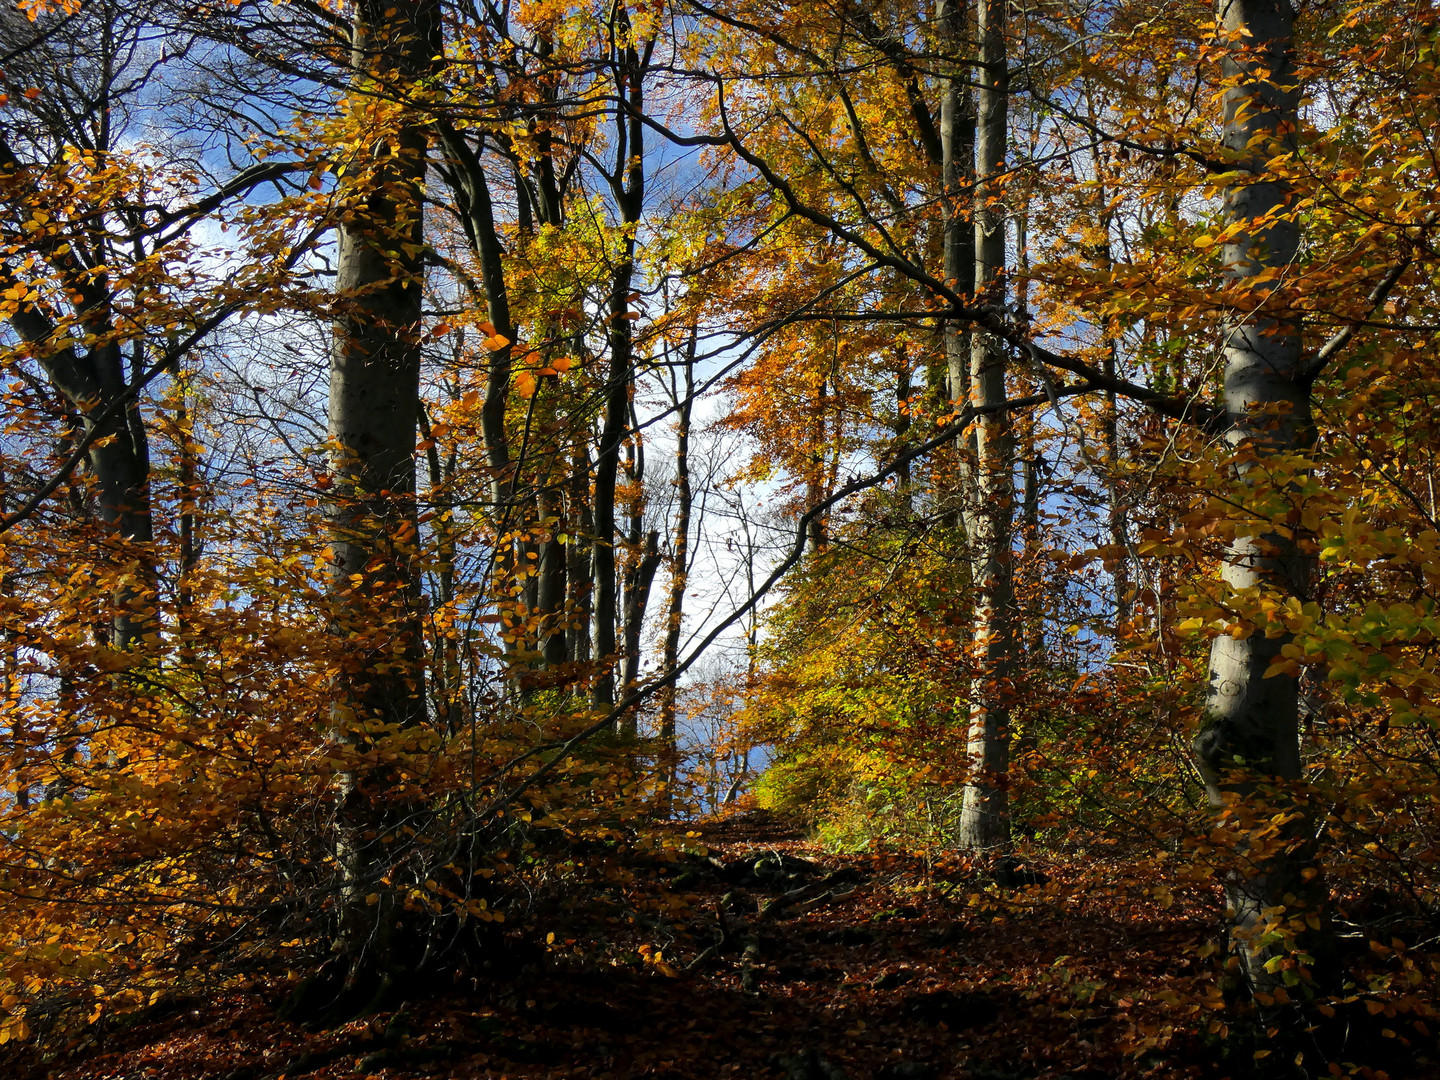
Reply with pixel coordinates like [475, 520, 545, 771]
[1103, 366, 1129, 629]
[894, 347, 912, 511]
[0, 472, 26, 812]
[326, 0, 435, 977]
[957, 0, 1014, 851]
[439, 134, 514, 510]
[806, 377, 829, 554]
[592, 21, 648, 709]
[935, 0, 975, 536]
[657, 336, 694, 813]
[1084, 132, 1132, 631]
[590, 286, 630, 708]
[730, 512, 762, 806]
[538, 481, 568, 669]
[16, 343, 151, 646]
[568, 443, 594, 665]
[174, 390, 204, 666]
[434, 123, 525, 678]
[420, 404, 461, 732]
[617, 398, 660, 727]
[1013, 211, 1044, 664]
[1191, 0, 1333, 996]
[619, 418, 645, 678]
[939, 0, 975, 409]
[619, 531, 662, 723]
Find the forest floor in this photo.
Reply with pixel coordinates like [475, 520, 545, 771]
[4, 810, 1425, 1080]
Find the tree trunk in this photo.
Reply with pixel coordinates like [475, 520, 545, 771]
[1191, 0, 1332, 996]
[938, 0, 975, 411]
[538, 481, 568, 670]
[419, 403, 461, 733]
[618, 409, 649, 706]
[326, 0, 435, 977]
[657, 336, 694, 814]
[433, 122, 526, 678]
[1013, 211, 1044, 664]
[438, 131, 514, 510]
[936, 0, 976, 541]
[88, 346, 153, 650]
[590, 281, 630, 708]
[591, 19, 647, 709]
[4, 308, 152, 648]
[957, 0, 1014, 852]
[568, 443, 594, 664]
[893, 349, 913, 510]
[1083, 131, 1132, 632]
[619, 530, 662, 734]
[806, 377, 829, 554]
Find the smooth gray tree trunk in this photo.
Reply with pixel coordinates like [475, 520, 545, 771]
[1191, 0, 1332, 996]
[957, 0, 1015, 851]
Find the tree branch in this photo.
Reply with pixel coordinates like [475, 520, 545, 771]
[1298, 210, 1438, 386]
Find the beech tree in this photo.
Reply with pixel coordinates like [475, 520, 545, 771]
[1188, 0, 1330, 994]
[957, 0, 1016, 851]
[323, 0, 437, 979]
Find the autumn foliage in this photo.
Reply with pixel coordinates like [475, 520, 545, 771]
[1, 0, 1440, 1077]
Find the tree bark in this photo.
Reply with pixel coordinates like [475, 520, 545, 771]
[1191, 0, 1332, 996]
[433, 121, 529, 680]
[619, 530, 662, 733]
[657, 334, 694, 813]
[1013, 211, 1044, 664]
[538, 481, 568, 669]
[326, 0, 435, 976]
[957, 0, 1014, 852]
[419, 403, 461, 732]
[568, 442, 594, 664]
[591, 14, 648, 709]
[893, 349, 913, 510]
[437, 128, 515, 510]
[936, 0, 975, 535]
[938, 0, 976, 407]
[590, 281, 630, 708]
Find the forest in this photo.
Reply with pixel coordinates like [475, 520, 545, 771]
[0, 0, 1438, 1076]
